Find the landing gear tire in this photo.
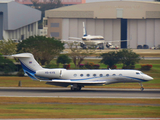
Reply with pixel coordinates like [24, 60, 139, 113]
[141, 87, 144, 91]
[77, 86, 81, 91]
[71, 86, 82, 91]
[140, 82, 144, 91]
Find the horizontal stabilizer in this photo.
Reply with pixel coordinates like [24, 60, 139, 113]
[11, 53, 32, 58]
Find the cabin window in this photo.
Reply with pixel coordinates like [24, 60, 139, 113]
[93, 74, 96, 77]
[87, 74, 90, 77]
[112, 74, 116, 76]
[119, 74, 122, 76]
[106, 74, 109, 76]
[100, 74, 103, 77]
[73, 74, 77, 77]
[80, 74, 83, 77]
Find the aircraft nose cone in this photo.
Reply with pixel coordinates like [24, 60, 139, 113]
[144, 75, 153, 81]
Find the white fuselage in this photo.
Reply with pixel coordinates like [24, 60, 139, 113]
[35, 69, 153, 85]
[82, 35, 104, 46]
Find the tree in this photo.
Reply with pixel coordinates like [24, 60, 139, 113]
[100, 51, 119, 68]
[57, 54, 71, 66]
[0, 39, 17, 55]
[117, 49, 140, 69]
[0, 53, 16, 74]
[17, 36, 64, 65]
[66, 42, 94, 68]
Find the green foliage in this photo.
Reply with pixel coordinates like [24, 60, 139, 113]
[0, 53, 16, 74]
[84, 62, 100, 69]
[45, 63, 58, 68]
[118, 49, 140, 68]
[100, 51, 119, 68]
[100, 49, 140, 69]
[17, 36, 64, 65]
[0, 39, 17, 55]
[57, 54, 71, 65]
[16, 69, 24, 77]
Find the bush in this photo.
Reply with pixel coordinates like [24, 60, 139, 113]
[141, 64, 152, 70]
[79, 64, 85, 69]
[122, 65, 135, 69]
[63, 64, 70, 69]
[107, 65, 117, 69]
[17, 69, 24, 76]
[93, 64, 100, 69]
[85, 62, 100, 69]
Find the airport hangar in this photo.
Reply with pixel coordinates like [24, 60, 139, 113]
[45, 1, 160, 49]
[0, 1, 41, 41]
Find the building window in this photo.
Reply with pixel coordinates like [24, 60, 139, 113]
[50, 32, 59, 37]
[21, 35, 24, 40]
[44, 20, 48, 26]
[51, 23, 59, 27]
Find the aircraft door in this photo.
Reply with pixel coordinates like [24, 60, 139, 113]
[60, 70, 62, 77]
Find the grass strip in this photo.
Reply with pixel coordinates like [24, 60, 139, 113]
[0, 97, 160, 119]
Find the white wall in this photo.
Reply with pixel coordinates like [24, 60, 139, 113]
[3, 22, 38, 40]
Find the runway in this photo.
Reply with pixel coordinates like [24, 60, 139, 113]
[0, 87, 160, 98]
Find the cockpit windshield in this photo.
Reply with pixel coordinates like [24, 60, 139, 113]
[136, 72, 140, 75]
[136, 72, 144, 75]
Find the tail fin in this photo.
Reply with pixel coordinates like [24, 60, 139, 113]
[83, 22, 87, 36]
[12, 53, 43, 80]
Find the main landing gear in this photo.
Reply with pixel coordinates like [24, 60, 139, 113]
[140, 82, 144, 91]
[71, 84, 82, 91]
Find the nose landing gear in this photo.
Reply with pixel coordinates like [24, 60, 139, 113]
[140, 82, 144, 91]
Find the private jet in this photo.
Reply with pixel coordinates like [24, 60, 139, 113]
[63, 22, 105, 49]
[10, 53, 153, 91]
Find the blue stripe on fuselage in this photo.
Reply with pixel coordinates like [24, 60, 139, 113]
[19, 60, 35, 74]
[19, 60, 37, 80]
[70, 75, 147, 82]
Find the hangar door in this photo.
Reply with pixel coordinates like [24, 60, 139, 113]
[121, 19, 127, 48]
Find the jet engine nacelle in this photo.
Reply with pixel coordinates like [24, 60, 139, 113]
[35, 69, 65, 79]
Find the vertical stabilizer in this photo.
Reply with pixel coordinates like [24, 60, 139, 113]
[83, 22, 87, 36]
[12, 53, 43, 80]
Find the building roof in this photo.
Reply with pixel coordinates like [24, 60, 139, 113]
[45, 1, 160, 19]
[0, 1, 41, 30]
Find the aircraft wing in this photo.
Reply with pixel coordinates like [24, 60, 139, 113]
[40, 79, 106, 84]
[69, 37, 82, 40]
[106, 40, 129, 43]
